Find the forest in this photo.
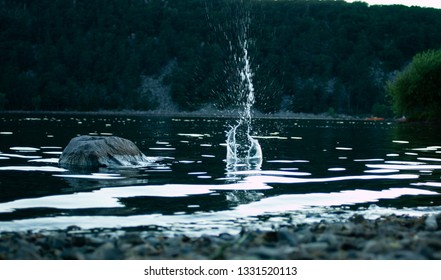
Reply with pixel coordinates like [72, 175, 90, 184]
[1, 0, 441, 116]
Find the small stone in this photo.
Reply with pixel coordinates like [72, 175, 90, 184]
[66, 225, 82, 232]
[277, 229, 298, 246]
[317, 232, 338, 247]
[85, 236, 106, 247]
[311, 222, 327, 233]
[389, 250, 425, 260]
[46, 234, 66, 249]
[363, 239, 402, 256]
[120, 233, 144, 246]
[425, 215, 438, 231]
[61, 249, 85, 260]
[71, 235, 87, 247]
[181, 235, 191, 243]
[301, 242, 329, 254]
[248, 246, 293, 259]
[263, 231, 278, 242]
[349, 214, 365, 224]
[218, 233, 235, 241]
[14, 240, 41, 259]
[90, 242, 122, 260]
[126, 244, 159, 259]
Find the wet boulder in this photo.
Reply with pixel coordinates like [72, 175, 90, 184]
[59, 135, 151, 168]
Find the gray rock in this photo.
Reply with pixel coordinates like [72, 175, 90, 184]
[277, 228, 298, 246]
[301, 242, 329, 254]
[248, 246, 294, 259]
[424, 214, 438, 231]
[126, 244, 160, 259]
[61, 249, 85, 260]
[59, 135, 152, 168]
[90, 242, 122, 260]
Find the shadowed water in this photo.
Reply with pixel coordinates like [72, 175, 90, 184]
[1, 114, 441, 235]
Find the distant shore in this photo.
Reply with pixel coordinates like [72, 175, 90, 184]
[0, 109, 388, 121]
[1, 213, 440, 260]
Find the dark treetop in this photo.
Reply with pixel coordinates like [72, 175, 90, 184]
[1, 0, 441, 116]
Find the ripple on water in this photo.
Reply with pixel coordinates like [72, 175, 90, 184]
[412, 182, 441, 188]
[366, 163, 441, 170]
[28, 158, 59, 164]
[354, 158, 384, 162]
[412, 146, 441, 151]
[2, 117, 441, 235]
[328, 168, 346, 172]
[0, 182, 272, 213]
[227, 170, 311, 177]
[0, 166, 67, 172]
[234, 187, 438, 216]
[364, 169, 400, 174]
[253, 135, 288, 140]
[242, 173, 419, 184]
[10, 147, 40, 152]
[384, 161, 426, 165]
[335, 147, 352, 151]
[178, 133, 210, 138]
[43, 151, 63, 155]
[0, 153, 42, 159]
[53, 173, 124, 180]
[149, 147, 176, 151]
[267, 160, 301, 163]
[201, 154, 215, 158]
[279, 167, 299, 171]
[188, 172, 207, 175]
[40, 146, 62, 149]
[417, 157, 441, 162]
[267, 159, 309, 163]
[392, 140, 410, 144]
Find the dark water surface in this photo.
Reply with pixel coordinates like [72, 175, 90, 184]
[1, 113, 441, 235]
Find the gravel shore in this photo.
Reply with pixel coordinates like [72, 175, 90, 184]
[1, 214, 441, 260]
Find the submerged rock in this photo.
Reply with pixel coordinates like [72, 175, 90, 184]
[59, 135, 151, 168]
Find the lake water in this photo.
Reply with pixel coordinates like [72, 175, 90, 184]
[1, 113, 441, 236]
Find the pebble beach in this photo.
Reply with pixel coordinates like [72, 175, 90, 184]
[1, 213, 441, 260]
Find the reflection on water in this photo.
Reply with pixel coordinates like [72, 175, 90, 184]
[0, 115, 441, 235]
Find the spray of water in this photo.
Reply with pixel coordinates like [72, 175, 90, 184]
[225, 10, 262, 171]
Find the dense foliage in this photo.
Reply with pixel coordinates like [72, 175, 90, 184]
[1, 0, 441, 115]
[387, 49, 441, 121]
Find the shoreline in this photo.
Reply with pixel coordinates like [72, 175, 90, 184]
[0, 109, 383, 121]
[1, 213, 440, 260]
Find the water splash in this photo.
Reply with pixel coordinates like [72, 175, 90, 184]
[226, 118, 262, 170]
[225, 8, 262, 171]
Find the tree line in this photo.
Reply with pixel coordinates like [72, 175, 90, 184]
[1, 0, 441, 116]
[387, 49, 441, 121]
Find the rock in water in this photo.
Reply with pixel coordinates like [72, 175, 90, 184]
[59, 135, 151, 168]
